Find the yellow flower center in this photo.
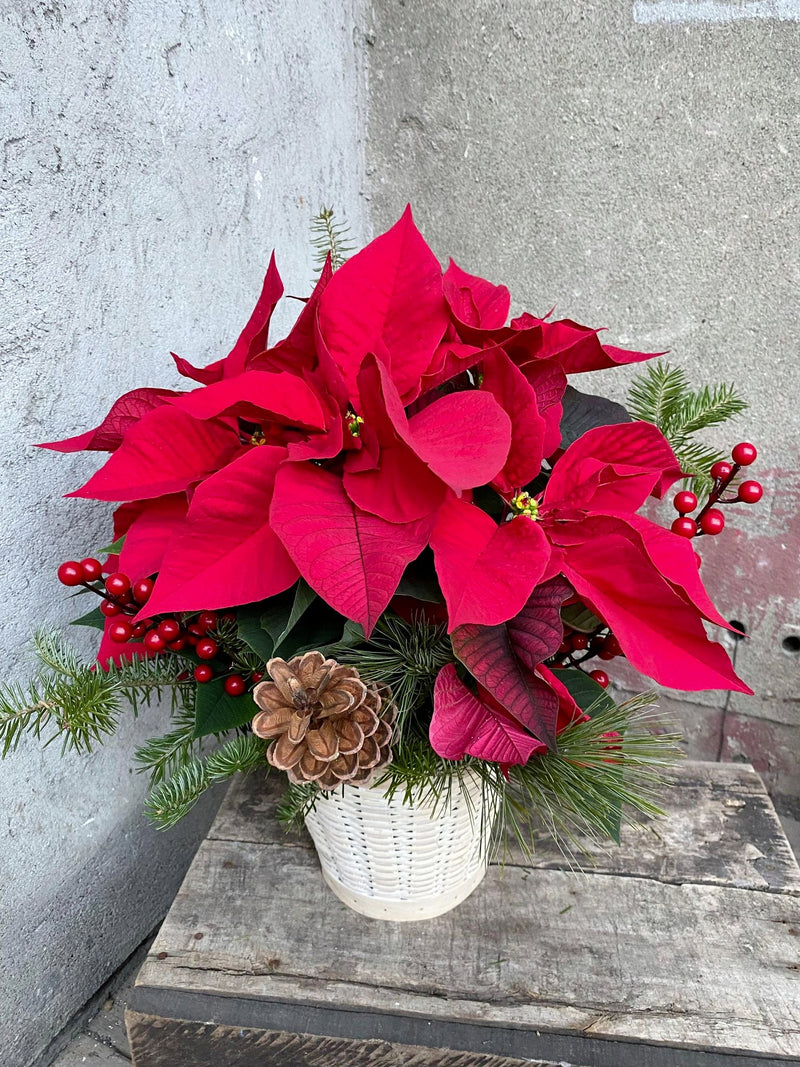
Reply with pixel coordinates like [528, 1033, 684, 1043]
[511, 491, 540, 520]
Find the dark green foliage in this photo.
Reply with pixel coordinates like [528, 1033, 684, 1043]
[0, 628, 190, 757]
[144, 735, 271, 830]
[556, 668, 616, 717]
[193, 677, 258, 738]
[236, 583, 347, 665]
[559, 386, 632, 450]
[70, 605, 107, 631]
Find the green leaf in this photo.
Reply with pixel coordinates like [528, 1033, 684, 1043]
[396, 550, 444, 603]
[559, 386, 631, 449]
[236, 604, 275, 660]
[561, 603, 603, 634]
[71, 605, 107, 631]
[271, 580, 318, 656]
[193, 679, 257, 739]
[98, 534, 126, 555]
[557, 669, 615, 717]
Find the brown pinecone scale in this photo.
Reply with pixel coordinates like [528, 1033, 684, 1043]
[251, 651, 396, 790]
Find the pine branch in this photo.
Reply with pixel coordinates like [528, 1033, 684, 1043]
[310, 207, 355, 274]
[277, 781, 320, 831]
[134, 705, 200, 785]
[627, 362, 690, 428]
[504, 693, 681, 860]
[144, 735, 270, 830]
[627, 362, 747, 496]
[1, 627, 189, 758]
[326, 612, 453, 745]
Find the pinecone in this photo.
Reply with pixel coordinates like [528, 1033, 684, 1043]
[251, 651, 396, 790]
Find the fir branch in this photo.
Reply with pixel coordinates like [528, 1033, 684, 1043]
[277, 781, 319, 831]
[627, 362, 690, 429]
[310, 207, 355, 274]
[144, 735, 270, 830]
[627, 362, 747, 494]
[1, 628, 189, 758]
[134, 705, 200, 785]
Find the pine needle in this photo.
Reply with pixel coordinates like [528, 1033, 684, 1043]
[628, 362, 747, 495]
[144, 735, 271, 830]
[310, 207, 355, 274]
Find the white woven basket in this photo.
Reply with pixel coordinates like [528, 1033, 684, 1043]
[303, 771, 498, 921]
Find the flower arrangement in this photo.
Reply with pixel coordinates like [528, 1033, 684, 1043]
[3, 206, 762, 854]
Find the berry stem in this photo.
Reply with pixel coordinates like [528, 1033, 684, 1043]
[694, 463, 740, 536]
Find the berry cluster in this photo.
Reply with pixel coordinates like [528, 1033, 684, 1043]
[56, 561, 256, 696]
[550, 626, 625, 688]
[670, 442, 762, 540]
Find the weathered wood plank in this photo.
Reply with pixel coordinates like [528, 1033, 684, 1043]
[125, 1009, 563, 1067]
[131, 835, 800, 1060]
[212, 761, 800, 893]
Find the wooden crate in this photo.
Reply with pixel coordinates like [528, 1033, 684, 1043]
[127, 761, 800, 1066]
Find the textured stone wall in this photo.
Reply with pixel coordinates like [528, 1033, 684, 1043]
[367, 2, 800, 822]
[0, 3, 366, 1065]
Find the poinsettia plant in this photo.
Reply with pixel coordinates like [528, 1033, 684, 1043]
[3, 206, 762, 847]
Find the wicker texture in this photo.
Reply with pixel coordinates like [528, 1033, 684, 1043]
[304, 772, 498, 921]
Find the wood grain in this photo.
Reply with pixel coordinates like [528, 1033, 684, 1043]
[125, 1010, 561, 1067]
[128, 762, 800, 1066]
[212, 761, 800, 893]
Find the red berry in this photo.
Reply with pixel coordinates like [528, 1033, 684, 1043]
[193, 664, 213, 683]
[731, 442, 757, 466]
[557, 639, 571, 655]
[187, 624, 205, 639]
[711, 461, 733, 481]
[589, 669, 610, 689]
[132, 622, 148, 639]
[100, 598, 122, 617]
[80, 558, 103, 582]
[105, 572, 131, 598]
[167, 637, 187, 652]
[700, 509, 725, 535]
[599, 634, 623, 660]
[157, 619, 181, 642]
[738, 480, 763, 504]
[144, 630, 166, 652]
[186, 634, 199, 647]
[570, 633, 589, 651]
[197, 611, 218, 632]
[108, 619, 134, 643]
[251, 671, 264, 683]
[224, 675, 246, 696]
[220, 612, 236, 623]
[673, 490, 698, 515]
[195, 637, 219, 660]
[671, 517, 697, 538]
[131, 578, 154, 605]
[57, 561, 84, 586]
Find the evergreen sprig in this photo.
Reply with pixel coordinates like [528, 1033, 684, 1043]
[310, 207, 355, 274]
[133, 705, 200, 785]
[277, 691, 682, 858]
[325, 612, 453, 744]
[144, 734, 271, 830]
[0, 628, 188, 757]
[627, 362, 747, 494]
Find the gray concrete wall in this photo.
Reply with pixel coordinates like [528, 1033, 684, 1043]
[0, 3, 367, 1065]
[367, 2, 800, 813]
